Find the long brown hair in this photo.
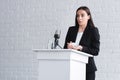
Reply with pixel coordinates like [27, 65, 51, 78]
[75, 6, 95, 28]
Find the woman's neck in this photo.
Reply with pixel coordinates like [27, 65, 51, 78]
[78, 25, 87, 32]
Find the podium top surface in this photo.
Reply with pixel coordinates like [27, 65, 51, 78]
[33, 49, 93, 57]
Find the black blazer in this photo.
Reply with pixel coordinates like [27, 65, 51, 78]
[64, 25, 100, 72]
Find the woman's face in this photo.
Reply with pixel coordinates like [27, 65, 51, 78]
[76, 9, 90, 27]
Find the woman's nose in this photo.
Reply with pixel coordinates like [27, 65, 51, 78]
[78, 16, 82, 19]
[78, 16, 82, 20]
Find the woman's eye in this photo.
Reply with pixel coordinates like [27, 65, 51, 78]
[81, 14, 84, 17]
[76, 14, 79, 17]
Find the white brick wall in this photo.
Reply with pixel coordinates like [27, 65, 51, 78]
[0, 0, 120, 80]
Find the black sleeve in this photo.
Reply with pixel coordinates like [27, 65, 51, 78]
[63, 27, 71, 49]
[81, 27, 100, 56]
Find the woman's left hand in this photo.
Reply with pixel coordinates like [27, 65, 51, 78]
[73, 45, 83, 51]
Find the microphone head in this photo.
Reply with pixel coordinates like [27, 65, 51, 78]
[54, 34, 60, 39]
[54, 30, 61, 39]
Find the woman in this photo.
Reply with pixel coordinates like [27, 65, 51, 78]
[64, 6, 100, 80]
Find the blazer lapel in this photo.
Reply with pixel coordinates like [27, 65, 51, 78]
[79, 25, 89, 45]
[72, 27, 78, 42]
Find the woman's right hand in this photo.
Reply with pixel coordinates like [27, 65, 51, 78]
[67, 41, 75, 49]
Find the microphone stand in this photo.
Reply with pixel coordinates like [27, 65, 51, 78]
[53, 30, 63, 49]
[54, 38, 62, 49]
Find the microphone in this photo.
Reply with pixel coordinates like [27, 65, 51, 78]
[53, 30, 62, 49]
[54, 30, 60, 39]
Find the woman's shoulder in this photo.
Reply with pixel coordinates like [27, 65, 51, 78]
[89, 27, 99, 33]
[68, 26, 78, 30]
[69, 26, 77, 29]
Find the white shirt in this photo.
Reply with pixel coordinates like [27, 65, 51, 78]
[75, 32, 83, 46]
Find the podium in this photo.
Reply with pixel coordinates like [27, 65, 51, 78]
[33, 49, 92, 80]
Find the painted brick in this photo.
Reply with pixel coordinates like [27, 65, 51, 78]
[0, 0, 120, 80]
